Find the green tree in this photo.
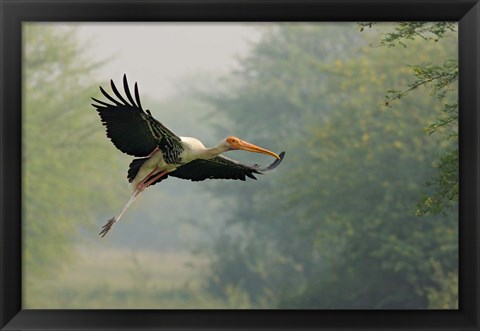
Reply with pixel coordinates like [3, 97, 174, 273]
[358, 22, 458, 216]
[23, 24, 123, 305]
[198, 23, 457, 308]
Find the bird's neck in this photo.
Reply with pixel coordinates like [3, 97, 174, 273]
[202, 143, 229, 160]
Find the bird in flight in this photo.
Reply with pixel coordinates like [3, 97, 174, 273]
[92, 75, 285, 237]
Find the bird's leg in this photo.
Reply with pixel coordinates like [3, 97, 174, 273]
[147, 147, 160, 157]
[99, 188, 142, 238]
[142, 170, 169, 188]
[99, 169, 169, 238]
[135, 167, 162, 192]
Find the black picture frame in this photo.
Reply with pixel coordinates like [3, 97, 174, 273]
[1, 0, 479, 330]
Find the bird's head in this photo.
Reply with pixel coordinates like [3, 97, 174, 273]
[225, 136, 280, 159]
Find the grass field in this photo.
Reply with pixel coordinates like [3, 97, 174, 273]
[23, 245, 232, 309]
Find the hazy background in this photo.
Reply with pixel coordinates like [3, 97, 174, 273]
[22, 22, 458, 309]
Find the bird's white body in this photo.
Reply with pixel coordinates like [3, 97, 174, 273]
[179, 136, 208, 161]
[129, 150, 171, 191]
[129, 136, 228, 191]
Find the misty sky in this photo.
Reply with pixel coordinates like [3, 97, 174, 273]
[74, 23, 262, 100]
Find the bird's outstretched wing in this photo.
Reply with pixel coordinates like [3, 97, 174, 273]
[167, 151, 286, 183]
[92, 74, 183, 160]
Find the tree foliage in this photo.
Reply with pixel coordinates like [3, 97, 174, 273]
[23, 24, 124, 299]
[198, 23, 457, 308]
[359, 22, 458, 216]
[358, 22, 456, 47]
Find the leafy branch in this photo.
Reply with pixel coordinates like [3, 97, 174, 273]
[384, 60, 458, 138]
[360, 22, 458, 216]
[358, 22, 457, 48]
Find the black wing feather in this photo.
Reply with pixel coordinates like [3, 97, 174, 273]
[91, 97, 111, 107]
[167, 152, 286, 183]
[99, 85, 122, 106]
[170, 156, 259, 182]
[110, 79, 130, 106]
[134, 82, 143, 111]
[92, 74, 183, 158]
[123, 75, 137, 107]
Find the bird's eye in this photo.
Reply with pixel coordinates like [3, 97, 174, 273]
[227, 137, 240, 144]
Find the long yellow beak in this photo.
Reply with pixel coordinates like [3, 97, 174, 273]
[232, 139, 280, 159]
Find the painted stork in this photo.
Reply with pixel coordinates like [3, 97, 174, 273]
[92, 75, 285, 237]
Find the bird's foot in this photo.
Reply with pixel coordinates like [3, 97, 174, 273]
[99, 216, 117, 238]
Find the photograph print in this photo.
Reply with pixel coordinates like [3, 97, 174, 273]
[22, 22, 458, 309]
